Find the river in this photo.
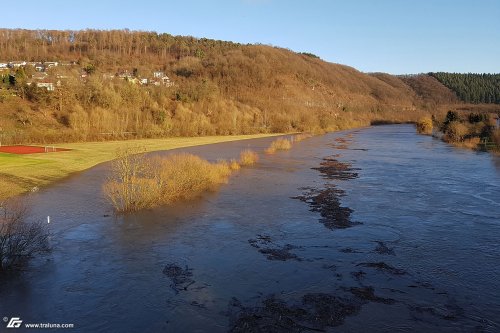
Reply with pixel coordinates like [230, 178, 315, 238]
[1, 124, 499, 332]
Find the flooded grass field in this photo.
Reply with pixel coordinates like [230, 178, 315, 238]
[1, 125, 499, 332]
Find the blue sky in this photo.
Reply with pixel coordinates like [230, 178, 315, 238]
[2, 0, 499, 74]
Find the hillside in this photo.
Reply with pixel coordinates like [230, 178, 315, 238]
[0, 29, 496, 144]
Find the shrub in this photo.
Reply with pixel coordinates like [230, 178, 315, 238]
[265, 138, 292, 154]
[460, 137, 481, 149]
[445, 121, 469, 142]
[229, 159, 241, 170]
[158, 154, 232, 203]
[102, 146, 160, 212]
[416, 117, 433, 135]
[0, 197, 49, 272]
[239, 149, 259, 166]
[103, 149, 234, 212]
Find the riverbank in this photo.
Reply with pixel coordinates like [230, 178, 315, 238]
[0, 134, 280, 200]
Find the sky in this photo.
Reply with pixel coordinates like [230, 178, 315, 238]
[2, 0, 499, 74]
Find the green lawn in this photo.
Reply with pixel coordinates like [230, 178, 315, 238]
[0, 134, 278, 200]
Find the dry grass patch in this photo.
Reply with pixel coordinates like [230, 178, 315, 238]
[265, 138, 292, 154]
[239, 149, 259, 166]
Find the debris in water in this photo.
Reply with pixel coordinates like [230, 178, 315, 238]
[356, 262, 407, 275]
[248, 235, 302, 261]
[228, 293, 362, 332]
[163, 263, 195, 293]
[374, 241, 396, 255]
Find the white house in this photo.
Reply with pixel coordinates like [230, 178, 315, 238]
[44, 61, 59, 68]
[9, 61, 27, 68]
[153, 71, 164, 78]
[36, 82, 55, 91]
[35, 63, 45, 71]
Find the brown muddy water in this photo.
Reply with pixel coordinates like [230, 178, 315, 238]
[1, 125, 499, 332]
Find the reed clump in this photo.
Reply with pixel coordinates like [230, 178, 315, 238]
[239, 149, 259, 166]
[104, 147, 259, 213]
[416, 116, 433, 135]
[265, 138, 292, 154]
[229, 159, 241, 170]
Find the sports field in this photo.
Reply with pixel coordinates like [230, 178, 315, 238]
[0, 134, 279, 200]
[0, 145, 71, 154]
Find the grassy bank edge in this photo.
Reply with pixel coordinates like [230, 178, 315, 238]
[0, 134, 282, 201]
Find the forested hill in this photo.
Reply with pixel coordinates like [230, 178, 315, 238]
[0, 29, 495, 144]
[429, 73, 500, 104]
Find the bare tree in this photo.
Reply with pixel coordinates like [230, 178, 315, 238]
[0, 196, 50, 273]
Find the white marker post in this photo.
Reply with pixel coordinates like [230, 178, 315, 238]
[47, 216, 50, 224]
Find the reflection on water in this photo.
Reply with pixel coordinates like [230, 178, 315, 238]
[1, 125, 499, 332]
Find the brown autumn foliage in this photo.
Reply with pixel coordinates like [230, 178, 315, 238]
[0, 28, 452, 144]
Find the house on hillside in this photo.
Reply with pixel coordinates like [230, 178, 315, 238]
[0, 63, 8, 68]
[117, 71, 133, 80]
[153, 71, 164, 78]
[36, 81, 55, 91]
[26, 62, 45, 71]
[27, 78, 55, 91]
[44, 61, 59, 68]
[149, 76, 173, 87]
[35, 63, 45, 71]
[9, 61, 27, 68]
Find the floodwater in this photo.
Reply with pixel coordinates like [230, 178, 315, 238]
[1, 125, 499, 332]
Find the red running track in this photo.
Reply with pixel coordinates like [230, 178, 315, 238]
[0, 145, 71, 155]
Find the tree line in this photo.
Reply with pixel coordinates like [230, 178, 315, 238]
[429, 72, 500, 104]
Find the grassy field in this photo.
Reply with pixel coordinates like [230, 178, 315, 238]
[0, 134, 278, 200]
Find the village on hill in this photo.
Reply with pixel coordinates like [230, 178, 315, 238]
[0, 60, 174, 91]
